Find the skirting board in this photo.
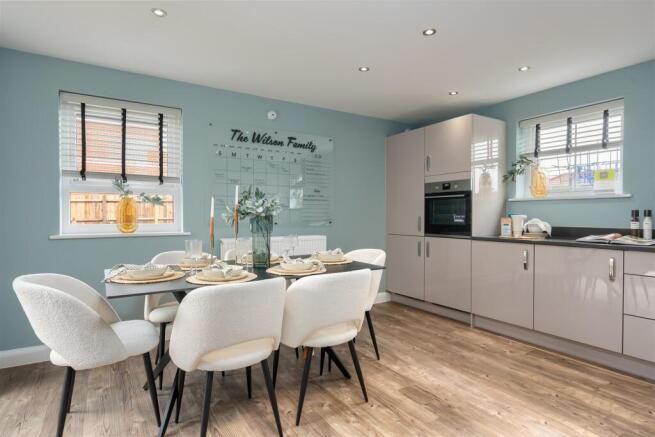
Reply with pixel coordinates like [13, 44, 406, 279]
[389, 292, 655, 382]
[2, 296, 391, 369]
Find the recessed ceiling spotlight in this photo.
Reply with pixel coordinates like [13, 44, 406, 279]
[151, 8, 167, 18]
[358, 66, 370, 72]
[448, 91, 459, 96]
[422, 28, 437, 36]
[518, 66, 530, 72]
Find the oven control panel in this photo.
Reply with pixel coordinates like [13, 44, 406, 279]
[425, 179, 471, 194]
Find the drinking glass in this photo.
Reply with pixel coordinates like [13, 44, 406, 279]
[188, 239, 203, 273]
[288, 234, 299, 257]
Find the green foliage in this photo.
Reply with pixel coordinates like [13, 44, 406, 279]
[113, 178, 163, 205]
[223, 186, 282, 225]
[503, 156, 536, 183]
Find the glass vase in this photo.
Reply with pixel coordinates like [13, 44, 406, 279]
[250, 216, 274, 267]
[116, 197, 138, 233]
[530, 166, 548, 198]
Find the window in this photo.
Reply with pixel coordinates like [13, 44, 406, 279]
[516, 99, 624, 199]
[59, 92, 182, 235]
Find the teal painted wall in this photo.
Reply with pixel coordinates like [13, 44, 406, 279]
[0, 48, 408, 351]
[476, 61, 655, 227]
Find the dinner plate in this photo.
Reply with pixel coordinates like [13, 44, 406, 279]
[279, 262, 316, 272]
[196, 270, 248, 282]
[121, 270, 174, 281]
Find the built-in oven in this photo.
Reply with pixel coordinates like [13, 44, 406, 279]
[425, 179, 472, 235]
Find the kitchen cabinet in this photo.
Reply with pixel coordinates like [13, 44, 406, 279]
[386, 234, 424, 300]
[425, 115, 472, 177]
[624, 274, 655, 319]
[471, 241, 534, 328]
[386, 128, 425, 236]
[623, 315, 655, 363]
[425, 237, 471, 311]
[534, 246, 623, 353]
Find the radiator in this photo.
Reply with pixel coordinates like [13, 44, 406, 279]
[219, 235, 326, 258]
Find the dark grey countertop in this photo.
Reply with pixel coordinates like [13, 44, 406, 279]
[430, 227, 655, 252]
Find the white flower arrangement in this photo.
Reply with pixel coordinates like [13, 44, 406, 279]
[223, 186, 282, 225]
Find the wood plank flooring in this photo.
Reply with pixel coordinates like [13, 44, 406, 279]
[1, 302, 653, 436]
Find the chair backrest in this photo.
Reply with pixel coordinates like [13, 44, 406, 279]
[222, 248, 236, 261]
[146, 251, 188, 317]
[169, 277, 286, 372]
[281, 269, 371, 348]
[13, 274, 127, 370]
[345, 249, 386, 310]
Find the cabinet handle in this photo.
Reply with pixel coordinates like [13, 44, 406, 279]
[426, 240, 430, 258]
[418, 240, 422, 257]
[523, 250, 528, 270]
[426, 155, 431, 172]
[418, 216, 422, 232]
[609, 257, 615, 281]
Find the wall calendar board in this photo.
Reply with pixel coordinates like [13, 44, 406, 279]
[208, 123, 334, 226]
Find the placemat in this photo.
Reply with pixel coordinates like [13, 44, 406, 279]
[315, 258, 353, 265]
[266, 266, 327, 277]
[186, 272, 257, 285]
[109, 271, 186, 284]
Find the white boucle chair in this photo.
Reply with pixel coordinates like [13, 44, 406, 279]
[148, 251, 184, 388]
[13, 273, 161, 437]
[344, 249, 386, 360]
[158, 277, 286, 437]
[272, 269, 371, 426]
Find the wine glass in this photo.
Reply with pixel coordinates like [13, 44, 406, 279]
[189, 239, 203, 274]
[288, 234, 299, 257]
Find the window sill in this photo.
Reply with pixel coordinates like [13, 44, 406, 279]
[50, 231, 191, 240]
[509, 193, 632, 202]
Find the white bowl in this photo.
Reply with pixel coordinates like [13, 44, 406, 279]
[123, 265, 168, 279]
[316, 252, 344, 262]
[279, 262, 315, 272]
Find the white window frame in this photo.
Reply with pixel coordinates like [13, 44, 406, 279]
[514, 99, 625, 201]
[58, 93, 183, 236]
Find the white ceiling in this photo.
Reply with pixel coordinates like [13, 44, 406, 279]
[1, 1, 653, 124]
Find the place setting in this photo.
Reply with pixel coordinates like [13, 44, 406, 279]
[311, 248, 353, 265]
[104, 263, 186, 284]
[186, 262, 257, 285]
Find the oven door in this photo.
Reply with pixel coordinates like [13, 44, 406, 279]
[425, 192, 472, 235]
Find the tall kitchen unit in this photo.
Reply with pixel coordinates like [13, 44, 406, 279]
[386, 115, 506, 308]
[386, 128, 425, 300]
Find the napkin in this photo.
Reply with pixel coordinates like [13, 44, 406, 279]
[104, 263, 179, 282]
[281, 255, 324, 268]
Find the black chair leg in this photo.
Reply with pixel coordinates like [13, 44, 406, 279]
[366, 311, 380, 360]
[261, 359, 283, 437]
[246, 366, 252, 399]
[157, 369, 179, 437]
[348, 340, 368, 402]
[158, 322, 167, 389]
[272, 348, 280, 388]
[65, 368, 76, 413]
[295, 347, 313, 426]
[328, 354, 332, 372]
[143, 353, 162, 426]
[56, 367, 75, 437]
[325, 347, 351, 379]
[319, 348, 326, 376]
[200, 371, 214, 437]
[174, 370, 186, 423]
[295, 347, 299, 359]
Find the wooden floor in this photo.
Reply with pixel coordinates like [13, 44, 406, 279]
[1, 302, 654, 436]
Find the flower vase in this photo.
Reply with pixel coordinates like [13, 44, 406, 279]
[250, 216, 273, 267]
[117, 197, 138, 233]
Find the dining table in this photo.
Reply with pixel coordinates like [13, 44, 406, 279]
[103, 260, 385, 390]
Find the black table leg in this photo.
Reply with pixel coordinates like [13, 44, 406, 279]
[325, 347, 351, 380]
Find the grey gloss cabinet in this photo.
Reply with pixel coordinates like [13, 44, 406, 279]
[386, 128, 425, 236]
[425, 237, 471, 311]
[386, 234, 425, 300]
[424, 115, 472, 177]
[534, 246, 623, 353]
[471, 241, 534, 328]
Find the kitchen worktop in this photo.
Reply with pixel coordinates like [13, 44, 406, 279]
[433, 227, 655, 252]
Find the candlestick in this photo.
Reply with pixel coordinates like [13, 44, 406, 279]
[235, 185, 239, 204]
[210, 196, 215, 218]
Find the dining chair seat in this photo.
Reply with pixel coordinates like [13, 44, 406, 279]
[303, 322, 358, 348]
[197, 338, 274, 372]
[147, 301, 178, 324]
